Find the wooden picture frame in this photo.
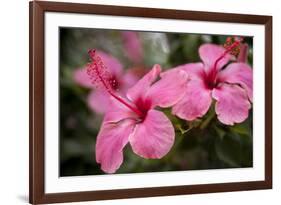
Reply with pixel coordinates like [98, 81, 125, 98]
[29, 1, 272, 204]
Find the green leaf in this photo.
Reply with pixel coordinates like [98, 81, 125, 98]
[215, 135, 243, 167]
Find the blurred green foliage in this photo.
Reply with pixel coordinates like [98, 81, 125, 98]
[59, 28, 253, 176]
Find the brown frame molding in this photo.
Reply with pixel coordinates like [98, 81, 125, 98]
[29, 1, 272, 204]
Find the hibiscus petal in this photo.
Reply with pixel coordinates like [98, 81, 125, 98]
[218, 62, 253, 101]
[199, 44, 231, 72]
[95, 50, 123, 77]
[161, 63, 204, 81]
[126, 64, 161, 102]
[96, 118, 135, 173]
[74, 50, 123, 88]
[103, 97, 138, 123]
[121, 70, 140, 91]
[73, 67, 94, 88]
[180, 63, 205, 80]
[237, 43, 249, 63]
[172, 80, 212, 121]
[129, 110, 175, 159]
[87, 90, 112, 114]
[212, 84, 251, 125]
[146, 69, 189, 108]
[121, 31, 143, 64]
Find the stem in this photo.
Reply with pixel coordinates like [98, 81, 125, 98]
[200, 108, 216, 129]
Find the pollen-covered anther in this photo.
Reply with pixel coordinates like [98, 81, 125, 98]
[86, 51, 115, 92]
[223, 36, 244, 57]
[86, 49, 144, 118]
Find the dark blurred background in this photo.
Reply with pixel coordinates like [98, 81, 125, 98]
[59, 27, 253, 176]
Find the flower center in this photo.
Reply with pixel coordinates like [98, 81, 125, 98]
[134, 98, 152, 120]
[108, 76, 120, 91]
[204, 37, 243, 89]
[87, 49, 144, 118]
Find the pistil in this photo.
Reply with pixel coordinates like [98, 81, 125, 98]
[207, 37, 243, 88]
[87, 50, 144, 118]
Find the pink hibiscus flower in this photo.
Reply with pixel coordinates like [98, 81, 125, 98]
[86, 49, 189, 173]
[121, 31, 143, 64]
[73, 50, 140, 114]
[165, 37, 253, 125]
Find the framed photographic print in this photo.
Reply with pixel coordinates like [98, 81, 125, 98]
[29, 1, 272, 204]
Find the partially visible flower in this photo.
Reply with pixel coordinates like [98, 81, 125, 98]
[86, 50, 189, 173]
[164, 37, 253, 125]
[121, 31, 143, 64]
[73, 50, 140, 114]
